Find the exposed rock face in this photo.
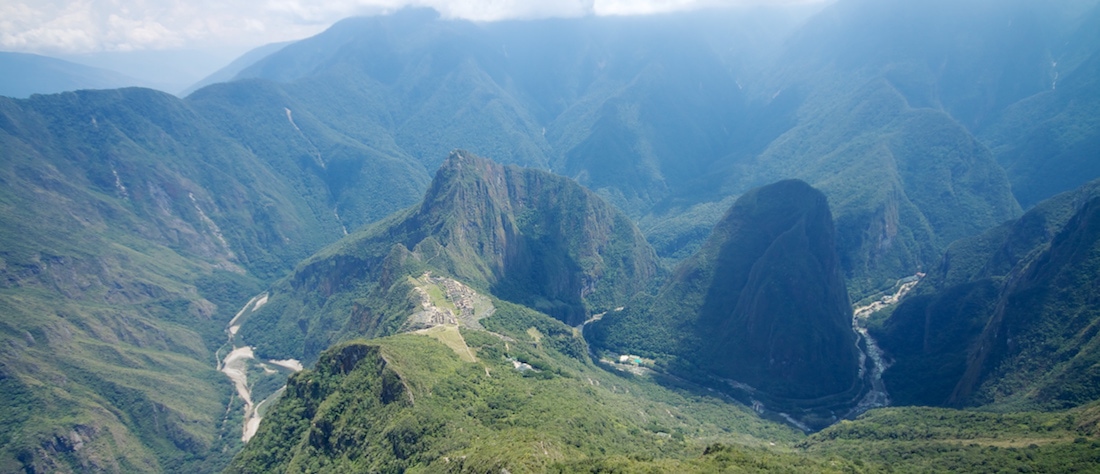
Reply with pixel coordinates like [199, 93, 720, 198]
[398, 150, 660, 325]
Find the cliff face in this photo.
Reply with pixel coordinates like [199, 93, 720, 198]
[875, 179, 1100, 409]
[590, 179, 862, 404]
[951, 196, 1100, 407]
[240, 151, 660, 360]
[400, 150, 660, 325]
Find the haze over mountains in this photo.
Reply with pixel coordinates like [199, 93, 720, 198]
[0, 52, 150, 98]
[2, 0, 1100, 472]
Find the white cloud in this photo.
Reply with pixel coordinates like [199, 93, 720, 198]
[428, 0, 596, 21]
[0, 0, 819, 54]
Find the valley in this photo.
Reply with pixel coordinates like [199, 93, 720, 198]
[846, 272, 927, 416]
[2, 0, 1100, 472]
[217, 294, 301, 443]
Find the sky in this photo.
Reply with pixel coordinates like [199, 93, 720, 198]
[0, 0, 822, 55]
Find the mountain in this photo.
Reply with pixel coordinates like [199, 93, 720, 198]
[0, 52, 147, 98]
[224, 306, 827, 473]
[182, 42, 294, 97]
[226, 331, 1100, 472]
[977, 2, 1100, 208]
[2, 1, 1100, 471]
[718, 76, 1021, 296]
[238, 151, 659, 362]
[589, 180, 864, 428]
[59, 49, 245, 96]
[871, 178, 1100, 409]
[184, 79, 429, 233]
[212, 5, 1028, 298]
[0, 87, 355, 472]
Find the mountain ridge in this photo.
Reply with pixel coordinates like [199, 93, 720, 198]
[872, 178, 1100, 409]
[238, 150, 659, 362]
[589, 179, 865, 429]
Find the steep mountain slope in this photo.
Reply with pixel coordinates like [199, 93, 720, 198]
[181, 42, 293, 97]
[978, 2, 1100, 208]
[185, 79, 429, 232]
[779, 0, 1083, 129]
[227, 320, 1100, 472]
[872, 179, 1100, 409]
[0, 52, 147, 98]
[0, 88, 353, 472]
[648, 0, 1097, 291]
[717, 77, 1021, 295]
[239, 151, 659, 362]
[219, 5, 1032, 297]
[225, 305, 836, 473]
[234, 10, 554, 171]
[2, 1, 1099, 471]
[759, 0, 1098, 224]
[589, 180, 864, 427]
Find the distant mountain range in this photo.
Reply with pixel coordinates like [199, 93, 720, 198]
[0, 52, 147, 98]
[2, 0, 1100, 472]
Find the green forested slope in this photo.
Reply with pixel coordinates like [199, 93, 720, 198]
[873, 179, 1100, 409]
[2, 1, 1100, 471]
[0, 88, 354, 472]
[589, 180, 864, 428]
[803, 405, 1100, 473]
[239, 151, 659, 362]
[229, 298, 1100, 473]
[222, 5, 1032, 296]
[719, 77, 1021, 295]
[226, 305, 834, 474]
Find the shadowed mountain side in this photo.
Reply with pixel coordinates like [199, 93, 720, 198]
[711, 77, 1021, 297]
[239, 151, 659, 361]
[700, 181, 857, 398]
[873, 179, 1100, 409]
[589, 180, 862, 413]
[982, 44, 1100, 208]
[952, 195, 1100, 408]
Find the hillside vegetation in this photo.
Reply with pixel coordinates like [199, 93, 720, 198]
[1, 0, 1099, 471]
[872, 179, 1100, 410]
[239, 151, 659, 362]
[590, 180, 865, 429]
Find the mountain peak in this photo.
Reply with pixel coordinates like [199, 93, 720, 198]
[242, 152, 660, 360]
[699, 179, 858, 399]
[413, 151, 658, 325]
[590, 179, 863, 421]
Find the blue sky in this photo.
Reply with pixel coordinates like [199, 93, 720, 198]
[1, 0, 825, 54]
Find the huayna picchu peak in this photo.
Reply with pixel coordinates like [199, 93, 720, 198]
[237, 150, 660, 362]
[589, 179, 866, 429]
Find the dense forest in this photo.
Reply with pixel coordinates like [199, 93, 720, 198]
[1, 0, 1099, 472]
